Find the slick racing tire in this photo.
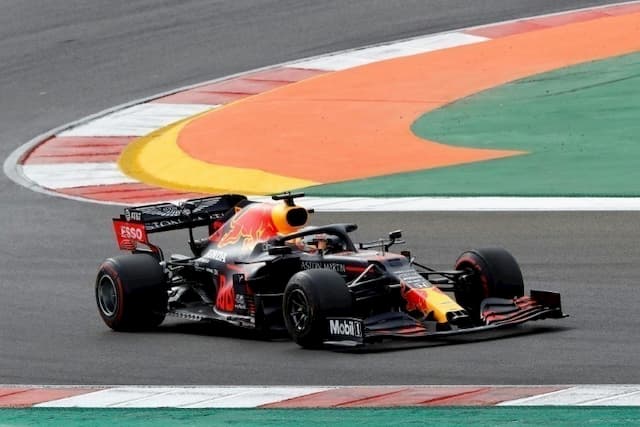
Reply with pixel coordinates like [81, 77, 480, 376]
[454, 248, 524, 320]
[283, 269, 352, 349]
[95, 253, 168, 331]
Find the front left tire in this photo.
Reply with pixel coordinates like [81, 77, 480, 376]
[282, 269, 352, 348]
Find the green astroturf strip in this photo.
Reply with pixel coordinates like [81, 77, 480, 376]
[2, 407, 640, 427]
[303, 52, 640, 197]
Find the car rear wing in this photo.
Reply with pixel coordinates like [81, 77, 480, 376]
[112, 194, 248, 252]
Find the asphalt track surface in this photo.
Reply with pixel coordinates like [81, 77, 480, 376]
[1, 1, 638, 385]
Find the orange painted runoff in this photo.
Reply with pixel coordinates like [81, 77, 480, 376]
[177, 12, 640, 184]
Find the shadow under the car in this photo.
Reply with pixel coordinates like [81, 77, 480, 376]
[158, 320, 291, 342]
[330, 324, 572, 354]
[155, 320, 570, 353]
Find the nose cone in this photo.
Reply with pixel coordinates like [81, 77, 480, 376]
[403, 286, 464, 323]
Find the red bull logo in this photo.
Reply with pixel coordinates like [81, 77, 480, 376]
[211, 202, 308, 250]
[401, 284, 430, 313]
[213, 204, 279, 250]
[401, 283, 463, 323]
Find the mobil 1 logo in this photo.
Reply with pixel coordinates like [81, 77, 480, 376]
[327, 317, 364, 343]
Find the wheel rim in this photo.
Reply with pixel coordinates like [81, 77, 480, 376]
[97, 275, 118, 317]
[287, 289, 311, 333]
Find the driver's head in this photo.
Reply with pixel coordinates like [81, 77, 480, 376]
[314, 234, 328, 251]
[300, 234, 328, 253]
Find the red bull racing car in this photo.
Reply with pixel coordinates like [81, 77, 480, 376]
[95, 192, 566, 348]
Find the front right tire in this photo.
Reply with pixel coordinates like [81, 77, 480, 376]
[454, 247, 525, 320]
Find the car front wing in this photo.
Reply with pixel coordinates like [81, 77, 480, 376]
[324, 290, 566, 347]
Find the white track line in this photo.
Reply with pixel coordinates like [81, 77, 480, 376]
[296, 196, 640, 212]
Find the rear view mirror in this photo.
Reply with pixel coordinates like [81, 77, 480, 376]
[268, 245, 292, 256]
[389, 230, 402, 240]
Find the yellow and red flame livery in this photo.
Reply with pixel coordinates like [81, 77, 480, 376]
[401, 284, 464, 323]
[208, 200, 309, 313]
[211, 203, 308, 251]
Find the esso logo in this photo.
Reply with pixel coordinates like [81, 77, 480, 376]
[120, 225, 144, 241]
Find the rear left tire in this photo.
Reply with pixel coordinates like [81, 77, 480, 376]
[95, 253, 168, 331]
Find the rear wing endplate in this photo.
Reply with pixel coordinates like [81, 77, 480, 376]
[112, 194, 247, 251]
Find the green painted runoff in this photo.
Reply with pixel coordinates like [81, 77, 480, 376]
[1, 407, 640, 426]
[303, 52, 640, 197]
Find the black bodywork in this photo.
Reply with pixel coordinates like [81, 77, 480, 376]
[97, 193, 566, 348]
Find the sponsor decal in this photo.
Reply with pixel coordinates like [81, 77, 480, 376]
[146, 205, 181, 217]
[145, 219, 183, 231]
[215, 205, 278, 250]
[113, 220, 148, 249]
[120, 225, 144, 240]
[301, 261, 346, 273]
[328, 318, 363, 338]
[396, 269, 429, 288]
[202, 248, 227, 263]
[124, 210, 142, 221]
[401, 281, 430, 314]
[234, 294, 246, 311]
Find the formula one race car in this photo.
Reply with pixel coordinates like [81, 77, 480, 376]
[95, 193, 566, 348]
